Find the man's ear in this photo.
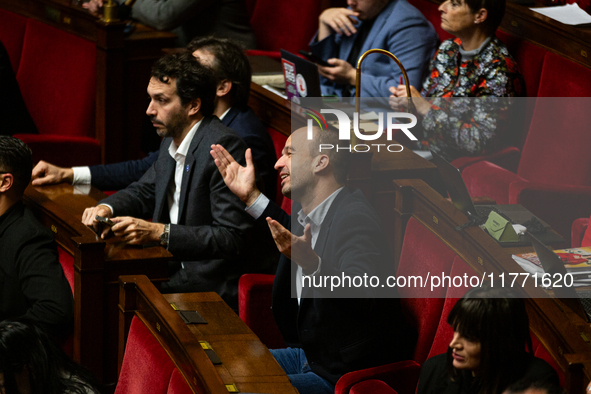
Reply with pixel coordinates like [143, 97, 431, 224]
[312, 155, 330, 174]
[216, 80, 232, 98]
[187, 98, 201, 116]
[0, 173, 14, 193]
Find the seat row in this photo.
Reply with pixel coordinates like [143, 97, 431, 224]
[239, 217, 566, 394]
[0, 8, 100, 167]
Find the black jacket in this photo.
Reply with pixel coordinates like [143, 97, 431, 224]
[264, 187, 416, 385]
[0, 202, 73, 336]
[100, 116, 277, 309]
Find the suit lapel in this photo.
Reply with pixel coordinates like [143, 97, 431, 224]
[154, 140, 175, 223]
[177, 117, 210, 223]
[360, 0, 395, 54]
[300, 188, 351, 300]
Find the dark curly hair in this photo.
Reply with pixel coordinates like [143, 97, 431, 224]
[151, 51, 217, 116]
[0, 319, 101, 394]
[0, 136, 32, 196]
[187, 36, 252, 108]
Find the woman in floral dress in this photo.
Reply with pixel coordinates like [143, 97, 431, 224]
[390, 0, 524, 161]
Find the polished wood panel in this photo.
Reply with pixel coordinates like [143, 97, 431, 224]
[119, 275, 298, 394]
[391, 178, 591, 392]
[23, 183, 172, 384]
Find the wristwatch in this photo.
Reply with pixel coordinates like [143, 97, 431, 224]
[160, 224, 170, 246]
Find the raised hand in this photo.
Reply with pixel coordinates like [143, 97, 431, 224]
[210, 145, 260, 206]
[267, 219, 320, 274]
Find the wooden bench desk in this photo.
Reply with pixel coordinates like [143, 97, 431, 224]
[119, 275, 298, 394]
[23, 183, 172, 384]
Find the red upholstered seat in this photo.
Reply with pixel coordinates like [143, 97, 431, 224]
[0, 9, 28, 72]
[397, 218, 456, 364]
[238, 274, 284, 349]
[57, 247, 74, 357]
[531, 333, 565, 387]
[14, 19, 100, 167]
[350, 379, 399, 394]
[57, 246, 75, 295]
[247, 0, 323, 60]
[496, 31, 547, 99]
[166, 369, 195, 394]
[334, 220, 456, 394]
[537, 53, 591, 98]
[425, 256, 475, 359]
[462, 55, 591, 245]
[572, 217, 591, 247]
[115, 316, 177, 394]
[267, 127, 292, 214]
[406, 0, 453, 42]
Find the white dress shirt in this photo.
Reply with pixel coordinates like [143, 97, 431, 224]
[167, 120, 202, 224]
[246, 187, 344, 303]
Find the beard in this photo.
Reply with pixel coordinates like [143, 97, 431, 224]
[151, 107, 191, 140]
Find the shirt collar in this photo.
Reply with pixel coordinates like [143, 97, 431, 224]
[297, 187, 344, 228]
[218, 107, 231, 121]
[459, 36, 492, 61]
[168, 119, 203, 160]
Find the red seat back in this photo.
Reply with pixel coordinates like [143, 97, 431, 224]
[406, 0, 453, 42]
[517, 100, 591, 186]
[249, 0, 322, 53]
[115, 316, 178, 394]
[0, 9, 28, 72]
[16, 19, 96, 138]
[57, 246, 75, 295]
[267, 127, 293, 214]
[537, 52, 591, 98]
[531, 332, 565, 387]
[496, 30, 547, 98]
[426, 256, 475, 359]
[397, 218, 456, 363]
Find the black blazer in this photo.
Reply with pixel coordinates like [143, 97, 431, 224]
[263, 187, 416, 385]
[89, 105, 276, 198]
[0, 202, 74, 336]
[100, 116, 276, 308]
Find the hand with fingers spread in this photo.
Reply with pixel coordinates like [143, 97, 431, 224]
[318, 8, 360, 41]
[81, 205, 113, 238]
[210, 144, 260, 206]
[110, 217, 164, 245]
[267, 218, 320, 274]
[318, 59, 357, 86]
[31, 161, 73, 186]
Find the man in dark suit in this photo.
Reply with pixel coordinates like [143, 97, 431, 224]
[81, 52, 274, 310]
[0, 136, 73, 337]
[211, 126, 415, 393]
[31, 37, 276, 201]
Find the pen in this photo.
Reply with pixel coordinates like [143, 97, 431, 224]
[400, 76, 403, 85]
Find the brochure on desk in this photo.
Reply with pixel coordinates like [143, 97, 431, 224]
[513, 247, 591, 284]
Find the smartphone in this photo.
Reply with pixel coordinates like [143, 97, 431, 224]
[95, 215, 115, 227]
[299, 50, 333, 67]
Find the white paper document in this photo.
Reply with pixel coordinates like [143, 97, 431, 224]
[530, 3, 591, 25]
